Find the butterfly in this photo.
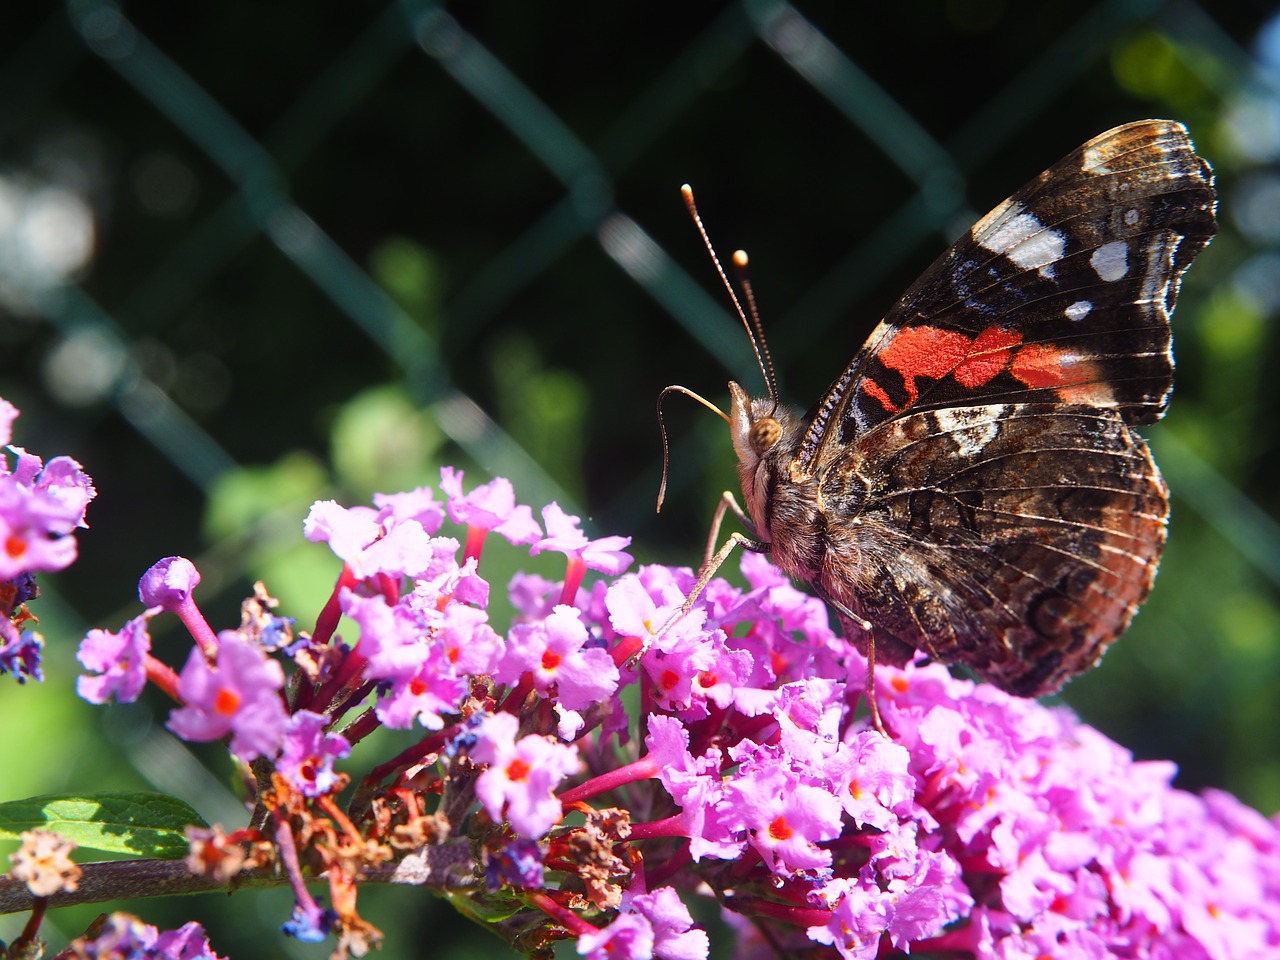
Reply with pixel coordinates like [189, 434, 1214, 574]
[664, 120, 1217, 729]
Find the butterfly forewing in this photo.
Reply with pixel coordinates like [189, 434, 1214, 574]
[794, 120, 1216, 475]
[734, 119, 1216, 699]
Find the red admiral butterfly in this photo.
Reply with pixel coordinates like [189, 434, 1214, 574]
[664, 120, 1217, 728]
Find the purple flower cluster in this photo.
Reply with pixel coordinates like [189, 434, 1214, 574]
[70, 465, 1280, 959]
[67, 912, 225, 959]
[0, 398, 96, 683]
[0, 399, 96, 581]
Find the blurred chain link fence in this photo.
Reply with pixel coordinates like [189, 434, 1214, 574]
[2, 4, 1279, 944]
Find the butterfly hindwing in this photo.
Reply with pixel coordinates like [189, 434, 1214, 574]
[813, 401, 1169, 696]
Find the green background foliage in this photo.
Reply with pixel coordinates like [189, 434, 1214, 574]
[2, 2, 1278, 956]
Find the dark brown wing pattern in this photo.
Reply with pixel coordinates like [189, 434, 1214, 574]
[810, 403, 1170, 696]
[745, 120, 1216, 698]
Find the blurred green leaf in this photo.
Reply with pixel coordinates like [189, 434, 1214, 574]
[330, 384, 444, 496]
[0, 792, 206, 859]
[204, 452, 329, 540]
[369, 237, 443, 338]
[1112, 31, 1213, 108]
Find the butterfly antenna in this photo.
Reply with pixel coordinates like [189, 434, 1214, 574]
[681, 184, 776, 401]
[656, 384, 730, 513]
[730, 249, 779, 407]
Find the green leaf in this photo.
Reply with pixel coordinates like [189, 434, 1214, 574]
[0, 792, 208, 859]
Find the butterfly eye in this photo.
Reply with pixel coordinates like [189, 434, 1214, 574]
[749, 417, 782, 455]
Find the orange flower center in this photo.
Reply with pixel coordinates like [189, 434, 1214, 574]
[767, 816, 793, 841]
[213, 687, 241, 716]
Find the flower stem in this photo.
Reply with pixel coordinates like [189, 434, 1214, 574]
[556, 756, 659, 804]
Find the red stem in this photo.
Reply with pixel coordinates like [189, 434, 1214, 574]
[463, 526, 488, 564]
[361, 728, 451, 790]
[312, 566, 357, 647]
[728, 896, 831, 928]
[497, 674, 534, 714]
[525, 890, 597, 938]
[556, 757, 659, 805]
[626, 814, 686, 841]
[174, 599, 219, 658]
[12, 895, 47, 952]
[144, 654, 181, 701]
[610, 634, 643, 668]
[558, 556, 587, 606]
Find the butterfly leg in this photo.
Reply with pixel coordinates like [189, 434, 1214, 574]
[862, 633, 887, 737]
[814, 587, 888, 736]
[633, 496, 770, 666]
[704, 490, 759, 566]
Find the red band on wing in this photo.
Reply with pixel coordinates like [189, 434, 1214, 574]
[1010, 343, 1112, 404]
[1010, 343, 1088, 388]
[954, 327, 1023, 387]
[863, 378, 897, 413]
[868, 324, 1022, 413]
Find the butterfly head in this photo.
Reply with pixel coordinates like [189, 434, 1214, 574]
[728, 380, 802, 538]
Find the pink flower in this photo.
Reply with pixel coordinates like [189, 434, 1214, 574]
[810, 880, 892, 960]
[496, 605, 619, 710]
[0, 446, 96, 579]
[722, 762, 843, 876]
[278, 710, 350, 797]
[76, 608, 159, 704]
[531, 502, 633, 575]
[372, 486, 446, 536]
[626, 887, 709, 960]
[0, 400, 17, 445]
[472, 712, 580, 839]
[303, 500, 436, 579]
[138, 557, 217, 653]
[167, 634, 288, 760]
[436, 601, 504, 677]
[645, 716, 743, 861]
[529, 503, 633, 605]
[439, 467, 542, 547]
[376, 645, 468, 731]
[824, 729, 913, 830]
[577, 912, 654, 960]
[606, 572, 704, 653]
[137, 557, 201, 611]
[344, 590, 436, 684]
[70, 913, 226, 960]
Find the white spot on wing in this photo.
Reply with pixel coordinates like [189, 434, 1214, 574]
[1064, 300, 1092, 321]
[1139, 237, 1177, 314]
[1090, 241, 1129, 282]
[973, 201, 1065, 277]
[1082, 140, 1117, 175]
[1124, 208, 1140, 226]
[934, 405, 1006, 457]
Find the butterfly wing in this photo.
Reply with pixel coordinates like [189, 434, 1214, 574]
[813, 401, 1169, 695]
[782, 120, 1215, 696]
[793, 120, 1216, 474]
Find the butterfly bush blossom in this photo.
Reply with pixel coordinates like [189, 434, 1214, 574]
[0, 398, 96, 685]
[5, 390, 1277, 958]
